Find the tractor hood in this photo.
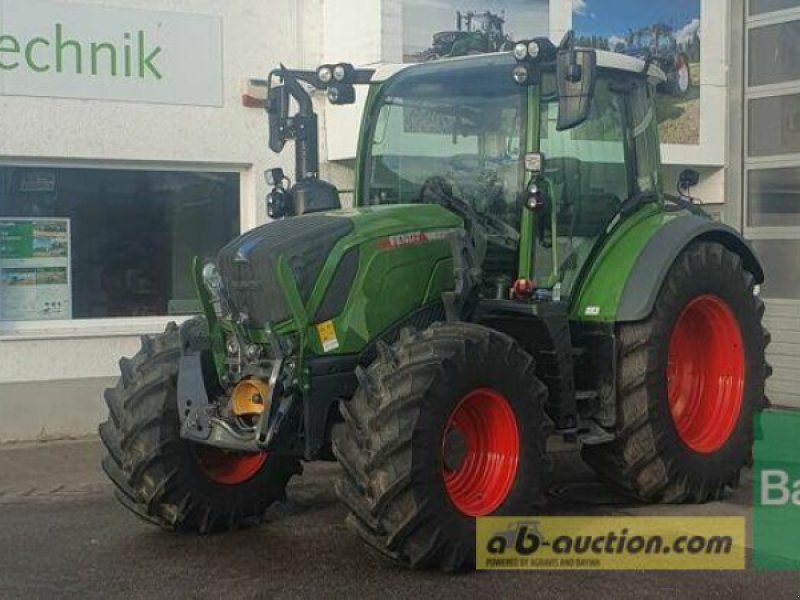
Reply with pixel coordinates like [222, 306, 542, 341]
[216, 204, 462, 327]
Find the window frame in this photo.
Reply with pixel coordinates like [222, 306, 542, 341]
[744, 4, 800, 241]
[0, 159, 248, 340]
[625, 77, 665, 197]
[539, 71, 639, 204]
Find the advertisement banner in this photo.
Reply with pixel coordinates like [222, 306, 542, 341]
[572, 0, 701, 146]
[754, 410, 800, 570]
[0, 217, 71, 320]
[402, 0, 550, 63]
[476, 516, 746, 570]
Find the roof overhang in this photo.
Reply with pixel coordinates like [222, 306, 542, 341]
[370, 49, 666, 86]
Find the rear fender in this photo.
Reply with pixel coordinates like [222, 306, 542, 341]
[571, 211, 764, 323]
[616, 216, 763, 322]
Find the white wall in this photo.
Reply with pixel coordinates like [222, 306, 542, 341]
[0, 0, 326, 441]
[0, 0, 736, 440]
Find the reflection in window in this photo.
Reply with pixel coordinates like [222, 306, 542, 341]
[748, 20, 800, 87]
[538, 79, 629, 296]
[0, 167, 239, 321]
[748, 94, 800, 156]
[630, 83, 662, 194]
[749, 239, 800, 299]
[748, 167, 800, 227]
[749, 0, 800, 15]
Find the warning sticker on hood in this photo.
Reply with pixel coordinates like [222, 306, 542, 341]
[316, 320, 340, 352]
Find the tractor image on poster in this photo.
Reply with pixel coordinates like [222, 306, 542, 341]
[622, 24, 694, 97]
[419, 10, 515, 61]
[99, 32, 770, 571]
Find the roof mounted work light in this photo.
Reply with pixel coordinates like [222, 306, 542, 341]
[510, 37, 557, 85]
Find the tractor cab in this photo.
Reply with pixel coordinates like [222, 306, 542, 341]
[358, 37, 665, 305]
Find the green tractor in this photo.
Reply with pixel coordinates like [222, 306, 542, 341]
[420, 10, 515, 61]
[100, 32, 770, 571]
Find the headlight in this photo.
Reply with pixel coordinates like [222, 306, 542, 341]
[513, 42, 528, 61]
[245, 344, 262, 360]
[333, 64, 347, 82]
[202, 261, 222, 291]
[527, 41, 540, 59]
[317, 65, 333, 84]
[202, 261, 227, 317]
[512, 65, 529, 85]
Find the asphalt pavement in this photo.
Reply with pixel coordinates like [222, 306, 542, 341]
[0, 439, 797, 599]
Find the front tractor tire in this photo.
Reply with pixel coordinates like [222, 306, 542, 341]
[582, 241, 770, 503]
[99, 319, 301, 533]
[332, 323, 550, 571]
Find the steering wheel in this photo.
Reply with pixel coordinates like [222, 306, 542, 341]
[418, 176, 474, 217]
[418, 176, 518, 250]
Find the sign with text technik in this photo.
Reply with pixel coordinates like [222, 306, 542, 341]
[0, 0, 223, 106]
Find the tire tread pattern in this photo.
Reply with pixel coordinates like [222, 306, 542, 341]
[333, 322, 550, 571]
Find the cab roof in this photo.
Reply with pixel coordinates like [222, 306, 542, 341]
[370, 49, 666, 85]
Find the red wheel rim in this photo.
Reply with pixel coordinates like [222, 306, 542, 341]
[667, 295, 745, 454]
[441, 388, 520, 516]
[194, 446, 267, 485]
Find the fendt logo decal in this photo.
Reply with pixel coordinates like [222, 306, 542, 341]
[377, 229, 456, 251]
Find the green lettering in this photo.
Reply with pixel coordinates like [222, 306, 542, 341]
[55, 23, 82, 74]
[90, 42, 117, 76]
[0, 34, 20, 70]
[137, 31, 162, 79]
[124, 33, 132, 77]
[25, 37, 50, 72]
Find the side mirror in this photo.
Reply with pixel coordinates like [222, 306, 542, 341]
[678, 169, 700, 197]
[266, 84, 290, 153]
[556, 48, 596, 131]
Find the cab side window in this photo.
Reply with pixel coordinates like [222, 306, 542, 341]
[540, 76, 629, 238]
[629, 80, 662, 195]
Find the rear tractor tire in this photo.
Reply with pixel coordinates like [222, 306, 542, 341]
[332, 322, 551, 571]
[99, 318, 301, 533]
[582, 241, 770, 502]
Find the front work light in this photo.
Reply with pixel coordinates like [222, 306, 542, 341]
[333, 63, 355, 83]
[327, 83, 356, 105]
[202, 261, 222, 291]
[317, 65, 333, 85]
[512, 37, 556, 63]
[512, 65, 529, 85]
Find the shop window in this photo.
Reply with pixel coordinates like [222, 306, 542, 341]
[0, 167, 239, 321]
[749, 0, 800, 16]
[748, 166, 800, 227]
[748, 93, 800, 156]
[748, 20, 800, 87]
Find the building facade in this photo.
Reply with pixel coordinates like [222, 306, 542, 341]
[0, 0, 796, 441]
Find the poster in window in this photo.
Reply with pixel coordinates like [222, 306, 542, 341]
[402, 0, 550, 63]
[572, 0, 701, 146]
[0, 218, 72, 321]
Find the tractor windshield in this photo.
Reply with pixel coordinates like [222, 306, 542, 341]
[361, 57, 661, 303]
[362, 56, 526, 281]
